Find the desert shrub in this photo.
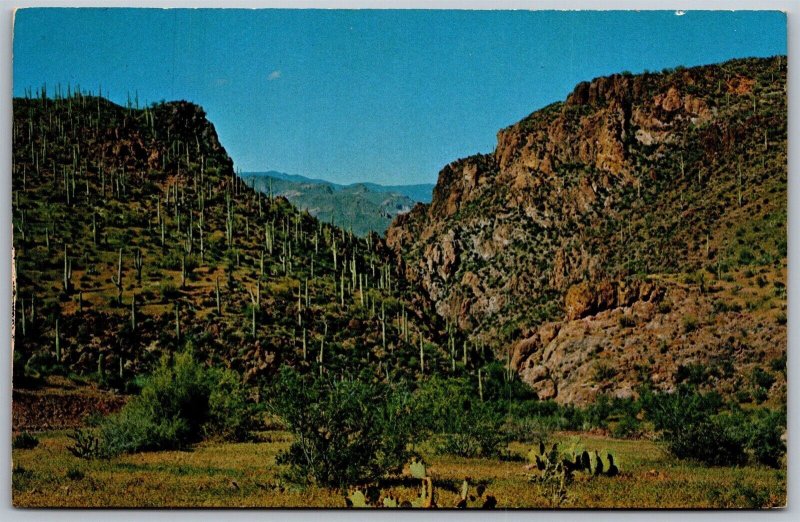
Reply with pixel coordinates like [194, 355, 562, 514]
[612, 411, 642, 439]
[642, 386, 746, 466]
[750, 367, 776, 390]
[100, 350, 253, 456]
[501, 415, 556, 444]
[479, 361, 538, 403]
[682, 315, 699, 333]
[158, 281, 181, 301]
[592, 362, 617, 383]
[66, 468, 85, 481]
[770, 354, 786, 375]
[583, 393, 614, 428]
[707, 480, 775, 508]
[412, 376, 508, 458]
[67, 429, 103, 458]
[436, 403, 506, 458]
[675, 363, 709, 386]
[12, 431, 39, 450]
[748, 409, 786, 468]
[736, 389, 752, 403]
[267, 366, 413, 488]
[206, 367, 254, 441]
[505, 399, 586, 432]
[752, 386, 769, 404]
[664, 416, 745, 466]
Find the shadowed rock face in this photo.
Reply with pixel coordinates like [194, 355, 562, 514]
[387, 57, 787, 404]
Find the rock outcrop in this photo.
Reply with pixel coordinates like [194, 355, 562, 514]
[387, 57, 787, 403]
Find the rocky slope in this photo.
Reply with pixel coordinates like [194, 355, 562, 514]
[387, 57, 787, 404]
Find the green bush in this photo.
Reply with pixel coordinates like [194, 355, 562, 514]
[682, 315, 699, 333]
[642, 386, 745, 466]
[158, 281, 181, 301]
[412, 376, 507, 458]
[583, 394, 617, 429]
[100, 350, 253, 455]
[748, 409, 786, 468]
[267, 366, 413, 488]
[66, 468, 85, 481]
[750, 367, 776, 390]
[675, 363, 709, 386]
[505, 399, 586, 432]
[612, 412, 641, 439]
[592, 362, 617, 383]
[12, 431, 39, 450]
[436, 402, 506, 458]
[770, 354, 787, 375]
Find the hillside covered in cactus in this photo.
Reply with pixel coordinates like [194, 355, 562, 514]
[11, 91, 485, 394]
[387, 56, 787, 405]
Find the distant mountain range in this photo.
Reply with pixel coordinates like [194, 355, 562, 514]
[242, 171, 434, 236]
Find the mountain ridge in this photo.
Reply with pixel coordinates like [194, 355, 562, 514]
[245, 171, 435, 203]
[243, 171, 433, 236]
[386, 56, 787, 404]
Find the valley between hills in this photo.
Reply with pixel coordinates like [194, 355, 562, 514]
[11, 56, 787, 508]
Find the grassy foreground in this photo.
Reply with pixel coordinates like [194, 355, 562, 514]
[12, 431, 785, 509]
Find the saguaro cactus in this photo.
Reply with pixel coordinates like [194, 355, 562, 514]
[419, 335, 425, 374]
[181, 255, 186, 288]
[96, 353, 106, 384]
[215, 276, 221, 314]
[111, 248, 123, 304]
[63, 244, 73, 293]
[54, 318, 61, 362]
[130, 294, 137, 330]
[247, 285, 259, 337]
[134, 248, 143, 283]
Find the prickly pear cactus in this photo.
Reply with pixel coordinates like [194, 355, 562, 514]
[409, 457, 427, 479]
[346, 489, 368, 508]
[455, 478, 497, 508]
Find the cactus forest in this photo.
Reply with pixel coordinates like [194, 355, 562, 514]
[10, 9, 787, 509]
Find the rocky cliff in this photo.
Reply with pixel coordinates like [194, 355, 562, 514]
[387, 57, 787, 404]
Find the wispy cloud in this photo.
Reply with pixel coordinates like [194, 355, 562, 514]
[268, 70, 282, 81]
[213, 78, 230, 87]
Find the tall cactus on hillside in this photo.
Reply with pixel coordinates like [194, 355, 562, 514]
[181, 255, 186, 288]
[134, 247, 143, 283]
[381, 301, 386, 350]
[247, 284, 259, 338]
[111, 248, 123, 304]
[130, 294, 137, 330]
[419, 335, 425, 374]
[63, 244, 73, 293]
[175, 301, 181, 341]
[54, 318, 61, 362]
[215, 276, 221, 314]
[19, 297, 26, 337]
[92, 212, 97, 245]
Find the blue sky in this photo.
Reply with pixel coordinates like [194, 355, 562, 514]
[13, 9, 786, 185]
